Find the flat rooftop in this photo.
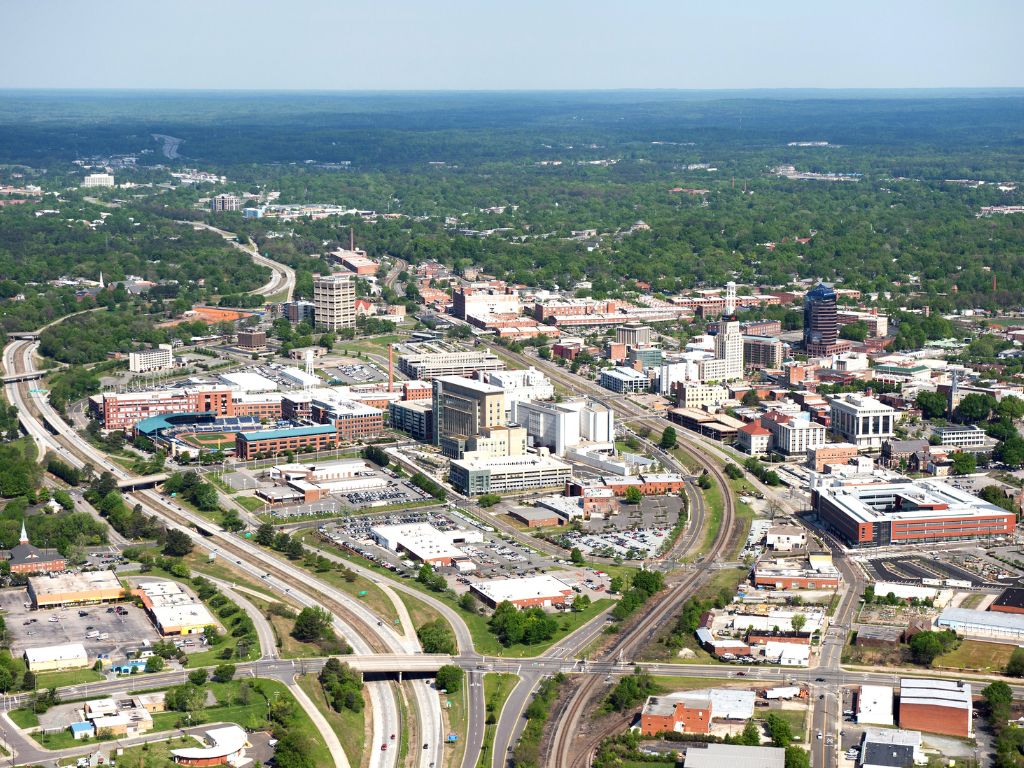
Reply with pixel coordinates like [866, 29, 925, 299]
[813, 475, 1010, 525]
[29, 570, 122, 595]
[471, 574, 573, 604]
[899, 678, 972, 711]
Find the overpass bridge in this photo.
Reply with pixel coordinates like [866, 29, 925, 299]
[116, 473, 170, 490]
[2, 371, 44, 384]
[343, 653, 453, 678]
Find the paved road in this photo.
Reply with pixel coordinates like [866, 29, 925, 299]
[185, 221, 296, 301]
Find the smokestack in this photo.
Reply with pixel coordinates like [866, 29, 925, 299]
[388, 344, 394, 392]
[350, 227, 355, 252]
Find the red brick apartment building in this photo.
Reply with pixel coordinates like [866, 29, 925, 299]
[640, 695, 713, 736]
[99, 386, 235, 431]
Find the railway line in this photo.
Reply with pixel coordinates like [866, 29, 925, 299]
[548, 436, 740, 768]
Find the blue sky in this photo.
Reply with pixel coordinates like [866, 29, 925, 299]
[5, 0, 1023, 90]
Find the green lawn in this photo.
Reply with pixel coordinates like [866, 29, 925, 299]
[38, 679, 331, 764]
[235, 495, 265, 513]
[477, 673, 518, 768]
[691, 480, 724, 561]
[443, 676, 468, 768]
[36, 668, 105, 689]
[9, 708, 38, 729]
[935, 639, 1015, 673]
[754, 705, 807, 734]
[727, 477, 757, 559]
[297, 672, 366, 768]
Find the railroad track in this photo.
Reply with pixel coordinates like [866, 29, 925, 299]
[548, 437, 740, 768]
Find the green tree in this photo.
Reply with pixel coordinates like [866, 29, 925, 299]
[162, 529, 194, 557]
[659, 427, 677, 450]
[273, 731, 316, 768]
[951, 452, 976, 475]
[188, 669, 208, 686]
[255, 523, 275, 546]
[954, 393, 995, 424]
[144, 655, 165, 673]
[624, 485, 643, 504]
[435, 664, 463, 694]
[570, 547, 585, 565]
[915, 391, 948, 420]
[212, 664, 236, 683]
[417, 620, 457, 654]
[572, 594, 591, 612]
[292, 607, 332, 642]
[165, 683, 205, 712]
[790, 613, 807, 634]
[764, 712, 793, 747]
[1005, 647, 1024, 677]
[740, 719, 761, 746]
[784, 746, 811, 768]
[741, 390, 761, 407]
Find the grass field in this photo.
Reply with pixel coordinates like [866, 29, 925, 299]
[9, 708, 38, 729]
[297, 672, 366, 768]
[477, 673, 518, 768]
[36, 668, 105, 689]
[935, 639, 1015, 673]
[235, 495, 265, 512]
[180, 431, 236, 449]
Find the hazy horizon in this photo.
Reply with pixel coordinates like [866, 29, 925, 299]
[5, 0, 1023, 91]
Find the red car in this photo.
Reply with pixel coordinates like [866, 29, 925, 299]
[381, 745, 388, 752]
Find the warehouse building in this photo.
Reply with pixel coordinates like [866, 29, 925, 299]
[752, 557, 841, 590]
[370, 522, 483, 567]
[24, 642, 90, 672]
[898, 678, 972, 738]
[449, 451, 572, 495]
[990, 587, 1024, 615]
[470, 574, 574, 608]
[28, 570, 124, 609]
[810, 472, 1015, 547]
[135, 581, 216, 636]
[935, 607, 1024, 642]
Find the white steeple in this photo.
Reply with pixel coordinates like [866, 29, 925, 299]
[99, 271, 105, 289]
[19, 520, 28, 545]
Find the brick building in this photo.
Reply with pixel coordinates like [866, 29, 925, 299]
[898, 678, 972, 738]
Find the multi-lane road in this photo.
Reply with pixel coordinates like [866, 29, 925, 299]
[185, 220, 296, 301]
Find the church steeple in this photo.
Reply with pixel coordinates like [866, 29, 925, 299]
[19, 520, 28, 545]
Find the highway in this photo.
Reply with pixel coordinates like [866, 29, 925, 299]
[0, 338, 433, 768]
[184, 220, 296, 302]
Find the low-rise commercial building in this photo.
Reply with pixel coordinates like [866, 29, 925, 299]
[898, 678, 972, 738]
[765, 525, 806, 551]
[856, 685, 894, 726]
[599, 366, 649, 393]
[682, 744, 784, 768]
[470, 574, 574, 608]
[135, 581, 216, 636]
[932, 424, 988, 449]
[171, 725, 249, 766]
[370, 522, 483, 567]
[936, 607, 1024, 642]
[737, 421, 771, 456]
[990, 587, 1024, 615]
[24, 643, 90, 672]
[859, 729, 923, 768]
[807, 443, 859, 472]
[28, 570, 124, 608]
[449, 451, 572, 495]
[753, 557, 841, 590]
[811, 472, 1016, 547]
[760, 412, 827, 456]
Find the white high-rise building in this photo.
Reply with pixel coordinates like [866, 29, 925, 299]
[82, 173, 115, 188]
[510, 398, 614, 456]
[313, 274, 356, 330]
[478, 367, 554, 416]
[698, 284, 744, 382]
[128, 344, 174, 373]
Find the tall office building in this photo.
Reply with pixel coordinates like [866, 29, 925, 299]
[432, 376, 525, 458]
[804, 283, 840, 356]
[313, 274, 356, 330]
[699, 282, 744, 382]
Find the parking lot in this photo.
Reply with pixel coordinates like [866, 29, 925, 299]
[0, 589, 162, 664]
[555, 527, 671, 559]
[322, 361, 387, 385]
